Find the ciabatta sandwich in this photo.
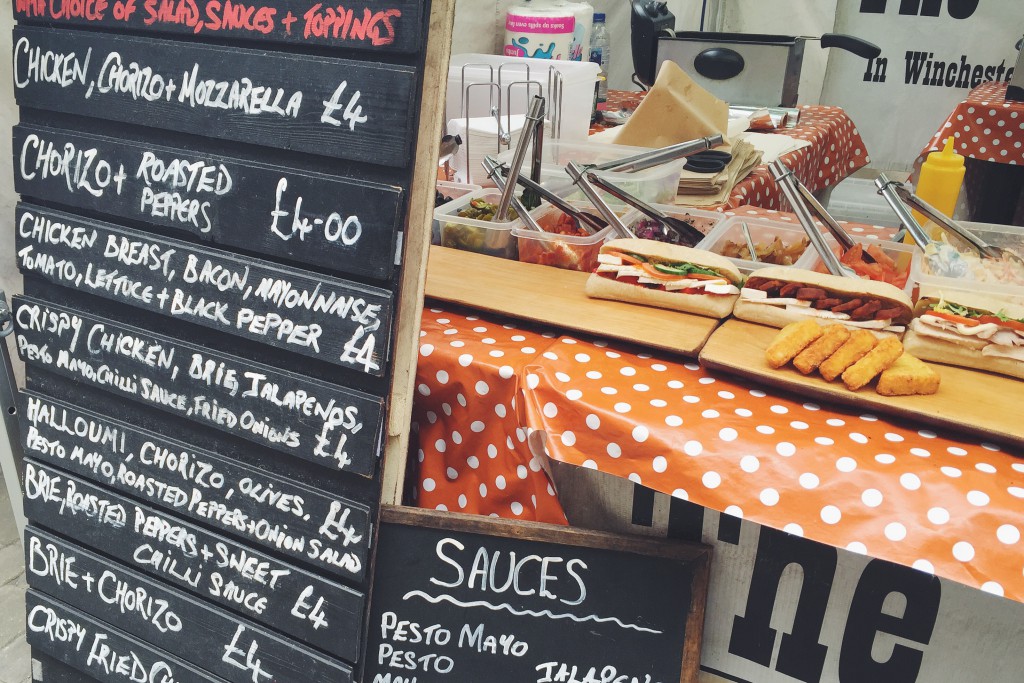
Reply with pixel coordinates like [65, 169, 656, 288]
[903, 287, 1024, 380]
[585, 239, 742, 318]
[733, 266, 913, 336]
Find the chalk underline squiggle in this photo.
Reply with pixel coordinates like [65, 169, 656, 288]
[401, 590, 663, 634]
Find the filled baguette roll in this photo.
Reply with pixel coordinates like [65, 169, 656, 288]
[902, 286, 1024, 380]
[585, 239, 742, 319]
[732, 266, 913, 336]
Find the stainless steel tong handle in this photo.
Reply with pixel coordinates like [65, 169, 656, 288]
[566, 162, 635, 240]
[874, 174, 933, 250]
[770, 161, 857, 278]
[891, 184, 997, 258]
[591, 134, 725, 173]
[492, 160, 600, 234]
[495, 96, 545, 222]
[482, 157, 544, 233]
[584, 172, 705, 245]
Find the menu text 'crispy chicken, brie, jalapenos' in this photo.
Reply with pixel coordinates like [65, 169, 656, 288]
[585, 239, 742, 318]
[904, 287, 1024, 379]
[732, 266, 914, 336]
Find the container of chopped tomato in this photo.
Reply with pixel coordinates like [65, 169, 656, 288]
[512, 203, 635, 271]
[796, 234, 918, 297]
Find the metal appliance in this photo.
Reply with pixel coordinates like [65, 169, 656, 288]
[630, 3, 880, 107]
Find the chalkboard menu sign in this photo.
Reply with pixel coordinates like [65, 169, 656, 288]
[11, 1, 455, 681]
[366, 507, 712, 683]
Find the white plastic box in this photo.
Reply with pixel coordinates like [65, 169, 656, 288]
[434, 189, 525, 260]
[910, 221, 1024, 304]
[697, 216, 811, 274]
[795, 234, 919, 299]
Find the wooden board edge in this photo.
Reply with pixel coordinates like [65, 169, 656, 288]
[698, 321, 1024, 449]
[380, 505, 711, 564]
[380, 0, 457, 505]
[681, 552, 711, 683]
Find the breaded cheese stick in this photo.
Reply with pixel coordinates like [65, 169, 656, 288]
[793, 324, 851, 375]
[876, 354, 940, 396]
[765, 319, 823, 369]
[819, 329, 877, 382]
[842, 337, 904, 390]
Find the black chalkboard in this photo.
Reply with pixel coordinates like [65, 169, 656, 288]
[27, 591, 221, 683]
[13, 0, 425, 53]
[16, 203, 394, 374]
[23, 459, 367, 658]
[14, 27, 418, 164]
[365, 507, 711, 683]
[21, 391, 373, 579]
[13, 295, 385, 477]
[26, 528, 355, 682]
[13, 123, 404, 280]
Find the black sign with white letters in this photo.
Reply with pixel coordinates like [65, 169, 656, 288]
[14, 26, 418, 165]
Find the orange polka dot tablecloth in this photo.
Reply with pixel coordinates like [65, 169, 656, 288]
[411, 225, 1024, 604]
[922, 81, 1024, 164]
[594, 90, 870, 211]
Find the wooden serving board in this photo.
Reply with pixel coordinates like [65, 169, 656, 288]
[425, 246, 722, 357]
[700, 319, 1024, 447]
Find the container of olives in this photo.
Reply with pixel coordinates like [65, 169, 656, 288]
[435, 189, 524, 259]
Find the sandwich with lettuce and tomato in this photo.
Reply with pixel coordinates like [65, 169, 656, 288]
[903, 286, 1024, 380]
[585, 239, 742, 318]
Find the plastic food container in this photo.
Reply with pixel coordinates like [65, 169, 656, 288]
[497, 140, 686, 206]
[435, 189, 524, 259]
[910, 221, 1024, 304]
[433, 181, 481, 245]
[514, 203, 637, 271]
[697, 216, 810, 274]
[627, 205, 724, 245]
[795, 234, 918, 298]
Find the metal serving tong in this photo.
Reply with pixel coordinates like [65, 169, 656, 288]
[885, 180, 1024, 267]
[481, 157, 545, 233]
[769, 160, 858, 278]
[495, 96, 546, 222]
[565, 162, 635, 239]
[491, 158, 603, 235]
[584, 171, 705, 246]
[874, 174, 972, 278]
[590, 134, 726, 173]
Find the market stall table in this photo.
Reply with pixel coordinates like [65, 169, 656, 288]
[411, 207, 1024, 604]
[921, 81, 1024, 225]
[594, 90, 870, 211]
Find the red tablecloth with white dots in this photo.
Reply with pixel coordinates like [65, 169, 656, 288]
[922, 81, 1024, 164]
[595, 91, 870, 211]
[411, 208, 1024, 603]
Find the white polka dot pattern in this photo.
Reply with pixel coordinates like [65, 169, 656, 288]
[414, 305, 1024, 603]
[922, 83, 1024, 166]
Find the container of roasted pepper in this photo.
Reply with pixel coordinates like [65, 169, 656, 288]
[436, 189, 523, 259]
[513, 202, 636, 271]
[796, 234, 917, 297]
[697, 216, 811, 274]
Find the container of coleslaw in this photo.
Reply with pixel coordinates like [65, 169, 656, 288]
[909, 221, 1024, 305]
[795, 234, 918, 299]
[697, 216, 811, 274]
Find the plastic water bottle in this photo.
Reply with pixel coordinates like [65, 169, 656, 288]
[589, 12, 610, 106]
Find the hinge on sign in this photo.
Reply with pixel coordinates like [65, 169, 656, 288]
[0, 291, 12, 339]
[394, 231, 404, 267]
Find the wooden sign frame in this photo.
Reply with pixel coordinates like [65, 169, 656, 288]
[367, 505, 712, 683]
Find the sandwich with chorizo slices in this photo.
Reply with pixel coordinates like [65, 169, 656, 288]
[585, 239, 742, 318]
[903, 287, 1024, 380]
[732, 266, 913, 336]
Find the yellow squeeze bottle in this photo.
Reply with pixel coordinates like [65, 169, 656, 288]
[910, 136, 965, 241]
